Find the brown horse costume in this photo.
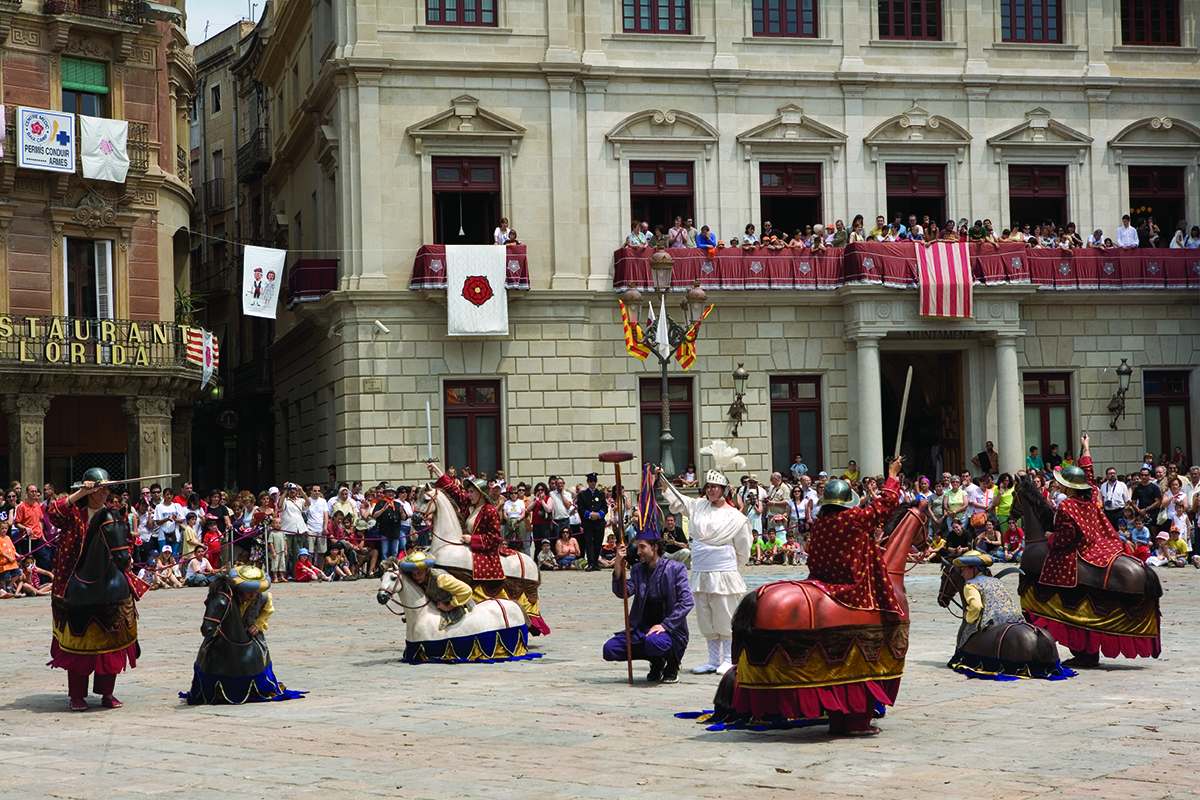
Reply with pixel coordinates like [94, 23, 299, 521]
[1012, 476, 1161, 661]
[707, 500, 925, 731]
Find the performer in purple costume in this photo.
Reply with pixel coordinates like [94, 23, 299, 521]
[602, 526, 694, 683]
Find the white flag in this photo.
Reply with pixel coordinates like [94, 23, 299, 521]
[654, 295, 671, 361]
[79, 116, 129, 182]
[201, 330, 215, 389]
[446, 244, 508, 336]
[243, 245, 285, 320]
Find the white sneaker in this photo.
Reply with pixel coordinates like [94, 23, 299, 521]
[715, 638, 734, 675]
[1191, 555, 1200, 569]
[691, 662, 718, 674]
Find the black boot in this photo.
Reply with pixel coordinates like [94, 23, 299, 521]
[647, 657, 665, 682]
[661, 657, 680, 684]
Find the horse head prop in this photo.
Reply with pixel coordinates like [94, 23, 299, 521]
[65, 506, 133, 606]
[196, 573, 268, 678]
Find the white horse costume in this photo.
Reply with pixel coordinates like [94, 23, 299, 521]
[376, 560, 541, 663]
[416, 483, 551, 635]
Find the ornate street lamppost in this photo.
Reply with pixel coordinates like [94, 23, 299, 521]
[620, 247, 709, 478]
[1108, 357, 1134, 430]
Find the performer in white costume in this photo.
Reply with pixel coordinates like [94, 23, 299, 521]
[658, 467, 752, 675]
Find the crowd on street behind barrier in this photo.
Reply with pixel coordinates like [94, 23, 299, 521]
[3, 444, 1197, 600]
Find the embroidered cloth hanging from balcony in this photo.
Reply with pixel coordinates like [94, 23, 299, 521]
[446, 245, 508, 336]
[79, 116, 129, 182]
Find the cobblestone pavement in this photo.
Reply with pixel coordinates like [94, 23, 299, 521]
[1, 564, 1198, 800]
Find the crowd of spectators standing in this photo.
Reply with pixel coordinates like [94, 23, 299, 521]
[623, 213, 1200, 252]
[5, 444, 1195, 598]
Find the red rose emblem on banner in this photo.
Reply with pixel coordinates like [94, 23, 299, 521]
[462, 275, 494, 306]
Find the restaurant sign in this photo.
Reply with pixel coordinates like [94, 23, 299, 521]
[0, 315, 191, 367]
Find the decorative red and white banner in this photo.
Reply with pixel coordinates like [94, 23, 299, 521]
[446, 244, 508, 336]
[914, 241, 972, 319]
[185, 327, 220, 386]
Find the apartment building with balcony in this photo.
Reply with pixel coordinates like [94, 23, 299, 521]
[0, 0, 197, 489]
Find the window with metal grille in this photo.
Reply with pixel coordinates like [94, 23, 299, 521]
[1120, 0, 1179, 44]
[623, 0, 691, 33]
[878, 0, 940, 40]
[426, 0, 497, 26]
[752, 0, 818, 37]
[1002, 0, 1062, 42]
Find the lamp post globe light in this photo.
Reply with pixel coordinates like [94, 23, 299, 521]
[621, 246, 708, 479]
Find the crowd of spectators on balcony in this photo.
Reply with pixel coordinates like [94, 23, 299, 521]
[621, 213, 1200, 252]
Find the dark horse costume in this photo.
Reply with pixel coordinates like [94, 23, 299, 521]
[47, 498, 147, 708]
[1013, 474, 1162, 662]
[937, 552, 1073, 681]
[180, 568, 306, 705]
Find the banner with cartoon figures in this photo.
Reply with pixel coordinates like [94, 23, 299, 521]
[18, 107, 75, 173]
[242, 245, 285, 320]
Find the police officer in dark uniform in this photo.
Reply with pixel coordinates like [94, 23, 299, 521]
[577, 473, 608, 572]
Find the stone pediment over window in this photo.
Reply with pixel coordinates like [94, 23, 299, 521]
[606, 109, 719, 160]
[1108, 117, 1200, 165]
[737, 104, 847, 161]
[407, 94, 526, 156]
[988, 107, 1093, 164]
[864, 104, 971, 163]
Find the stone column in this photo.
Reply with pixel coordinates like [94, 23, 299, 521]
[713, 79, 741, 240]
[854, 334, 884, 477]
[172, 405, 194, 489]
[583, 76, 610, 290]
[543, 0, 576, 62]
[547, 72, 583, 290]
[711, 0, 738, 70]
[123, 397, 174, 484]
[995, 336, 1023, 476]
[354, 68, 387, 290]
[5, 394, 52, 488]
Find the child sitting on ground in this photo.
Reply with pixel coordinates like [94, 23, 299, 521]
[536, 540, 557, 571]
[598, 534, 618, 568]
[12, 554, 51, 596]
[293, 548, 330, 582]
[324, 544, 353, 580]
[781, 531, 801, 565]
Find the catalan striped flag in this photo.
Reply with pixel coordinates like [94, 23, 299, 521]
[915, 241, 972, 319]
[184, 327, 220, 368]
[674, 303, 713, 370]
[620, 300, 650, 361]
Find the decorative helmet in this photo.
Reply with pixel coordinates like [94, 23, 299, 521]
[464, 478, 490, 497]
[228, 564, 270, 594]
[1054, 465, 1090, 491]
[400, 550, 437, 572]
[816, 479, 859, 510]
[703, 470, 729, 488]
[71, 467, 111, 489]
[953, 549, 994, 569]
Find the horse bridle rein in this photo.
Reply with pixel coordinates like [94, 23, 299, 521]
[419, 487, 469, 548]
[379, 569, 429, 615]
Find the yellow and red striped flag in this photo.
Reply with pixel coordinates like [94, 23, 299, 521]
[620, 301, 650, 361]
[674, 303, 713, 370]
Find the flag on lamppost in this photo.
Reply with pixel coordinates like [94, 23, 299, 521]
[653, 295, 671, 362]
[619, 300, 649, 361]
[674, 303, 713, 371]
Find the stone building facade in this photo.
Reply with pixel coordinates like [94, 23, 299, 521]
[0, 0, 197, 489]
[253, 0, 1200, 487]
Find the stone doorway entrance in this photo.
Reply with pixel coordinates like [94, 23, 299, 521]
[880, 351, 963, 479]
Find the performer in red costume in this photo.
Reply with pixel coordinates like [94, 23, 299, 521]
[427, 462, 507, 581]
[1041, 434, 1124, 590]
[807, 456, 905, 616]
[48, 468, 148, 711]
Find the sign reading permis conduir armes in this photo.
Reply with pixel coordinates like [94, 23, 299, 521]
[18, 107, 75, 173]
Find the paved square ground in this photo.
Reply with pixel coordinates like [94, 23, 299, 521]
[1, 564, 1198, 800]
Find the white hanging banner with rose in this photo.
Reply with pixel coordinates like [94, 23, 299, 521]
[79, 116, 130, 183]
[445, 244, 509, 336]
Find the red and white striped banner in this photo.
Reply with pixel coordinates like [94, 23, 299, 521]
[185, 328, 219, 369]
[914, 241, 972, 318]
